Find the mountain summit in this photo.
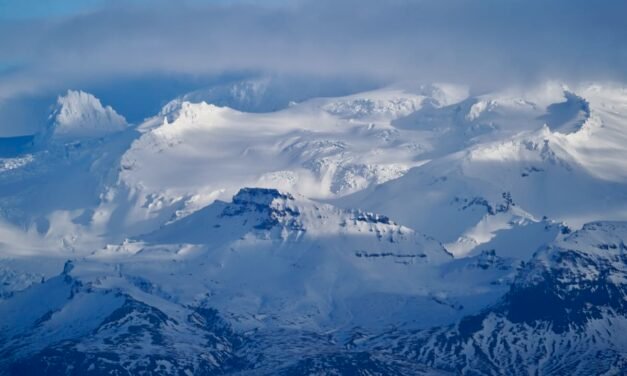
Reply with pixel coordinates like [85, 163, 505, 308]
[48, 90, 127, 141]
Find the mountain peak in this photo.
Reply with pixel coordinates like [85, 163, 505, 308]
[48, 90, 127, 141]
[232, 187, 294, 207]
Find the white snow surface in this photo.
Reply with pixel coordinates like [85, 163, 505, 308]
[0, 81, 625, 260]
[1, 80, 627, 373]
[49, 90, 127, 140]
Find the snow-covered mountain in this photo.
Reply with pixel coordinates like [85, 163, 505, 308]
[0, 80, 626, 374]
[342, 84, 627, 257]
[47, 90, 128, 141]
[364, 221, 627, 375]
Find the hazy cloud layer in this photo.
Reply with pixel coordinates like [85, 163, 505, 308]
[0, 0, 626, 133]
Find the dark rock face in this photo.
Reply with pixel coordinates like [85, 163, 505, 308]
[221, 188, 303, 232]
[362, 224, 627, 375]
[503, 251, 627, 333]
[7, 298, 247, 376]
[273, 352, 438, 376]
[3, 222, 627, 375]
[232, 188, 295, 206]
[352, 211, 392, 225]
[456, 192, 515, 216]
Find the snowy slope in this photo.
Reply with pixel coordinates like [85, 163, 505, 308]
[343, 83, 627, 258]
[0, 189, 517, 374]
[111, 83, 467, 235]
[364, 221, 627, 375]
[83, 188, 506, 332]
[0, 80, 626, 374]
[2, 218, 624, 374]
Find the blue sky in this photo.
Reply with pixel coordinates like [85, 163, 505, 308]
[0, 0, 291, 19]
[0, 0, 104, 19]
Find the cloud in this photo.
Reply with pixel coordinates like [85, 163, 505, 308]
[0, 0, 626, 133]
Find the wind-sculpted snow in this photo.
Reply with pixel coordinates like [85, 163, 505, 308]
[47, 90, 127, 141]
[540, 91, 590, 134]
[0, 81, 627, 374]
